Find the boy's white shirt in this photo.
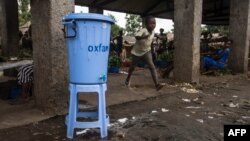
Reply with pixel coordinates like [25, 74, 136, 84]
[131, 28, 155, 56]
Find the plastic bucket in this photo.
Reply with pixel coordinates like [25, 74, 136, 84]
[63, 13, 114, 84]
[9, 87, 21, 99]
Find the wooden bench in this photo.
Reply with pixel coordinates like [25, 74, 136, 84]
[0, 60, 33, 71]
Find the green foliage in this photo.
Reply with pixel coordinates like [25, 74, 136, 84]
[18, 49, 32, 60]
[108, 55, 121, 67]
[108, 14, 123, 38]
[201, 25, 229, 36]
[217, 68, 232, 75]
[157, 51, 174, 62]
[125, 14, 142, 36]
[0, 55, 7, 62]
[112, 24, 122, 37]
[108, 14, 117, 23]
[0, 49, 32, 62]
[18, 0, 31, 26]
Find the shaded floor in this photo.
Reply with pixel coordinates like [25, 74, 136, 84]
[0, 99, 52, 129]
[0, 69, 249, 141]
[0, 69, 172, 129]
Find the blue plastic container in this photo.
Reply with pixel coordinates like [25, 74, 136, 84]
[63, 13, 114, 84]
[108, 67, 120, 73]
[9, 87, 21, 99]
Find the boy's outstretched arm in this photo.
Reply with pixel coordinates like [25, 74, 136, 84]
[135, 34, 149, 40]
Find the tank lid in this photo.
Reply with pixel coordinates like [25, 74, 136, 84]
[63, 13, 114, 24]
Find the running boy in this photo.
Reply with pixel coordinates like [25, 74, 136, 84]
[125, 16, 165, 91]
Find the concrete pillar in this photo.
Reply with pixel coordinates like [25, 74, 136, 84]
[89, 7, 103, 14]
[31, 0, 74, 114]
[0, 0, 6, 51]
[229, 0, 250, 73]
[174, 0, 202, 83]
[0, 0, 19, 56]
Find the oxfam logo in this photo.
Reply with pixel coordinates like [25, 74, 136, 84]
[88, 44, 109, 52]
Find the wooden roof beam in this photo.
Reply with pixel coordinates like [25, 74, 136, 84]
[96, 0, 119, 7]
[142, 0, 165, 16]
[148, 8, 173, 16]
[90, 0, 98, 7]
[203, 21, 228, 25]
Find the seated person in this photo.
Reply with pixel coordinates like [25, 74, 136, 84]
[202, 39, 232, 71]
[10, 64, 33, 104]
[10, 27, 33, 104]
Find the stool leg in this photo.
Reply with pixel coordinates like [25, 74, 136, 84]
[67, 84, 77, 139]
[99, 84, 108, 138]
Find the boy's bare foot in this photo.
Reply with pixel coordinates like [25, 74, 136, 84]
[156, 83, 166, 91]
[125, 81, 130, 87]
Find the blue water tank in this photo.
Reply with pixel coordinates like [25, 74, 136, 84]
[63, 13, 114, 84]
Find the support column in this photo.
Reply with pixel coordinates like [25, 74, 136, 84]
[0, 0, 6, 53]
[173, 0, 202, 83]
[31, 0, 74, 114]
[0, 0, 19, 56]
[89, 7, 103, 14]
[228, 0, 250, 73]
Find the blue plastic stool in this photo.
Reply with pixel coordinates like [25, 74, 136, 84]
[66, 83, 109, 139]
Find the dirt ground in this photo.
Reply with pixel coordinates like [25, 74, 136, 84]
[0, 69, 249, 141]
